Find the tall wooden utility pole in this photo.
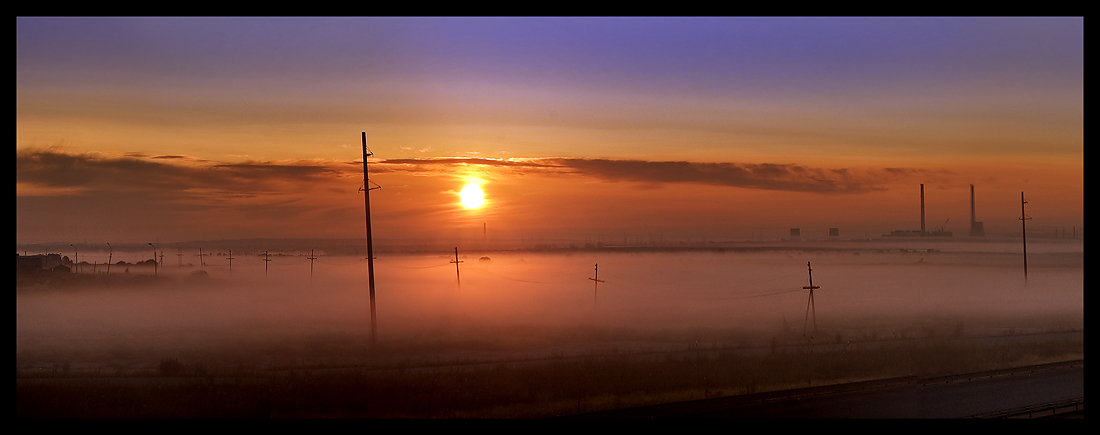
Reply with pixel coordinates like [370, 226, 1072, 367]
[362, 132, 380, 348]
[1020, 192, 1031, 281]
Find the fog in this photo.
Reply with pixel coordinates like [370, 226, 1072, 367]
[16, 239, 1083, 370]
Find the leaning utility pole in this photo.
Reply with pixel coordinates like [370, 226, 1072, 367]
[362, 132, 380, 348]
[1020, 192, 1032, 281]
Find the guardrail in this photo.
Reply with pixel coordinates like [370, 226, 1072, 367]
[969, 398, 1084, 418]
[915, 359, 1084, 387]
[567, 359, 1084, 418]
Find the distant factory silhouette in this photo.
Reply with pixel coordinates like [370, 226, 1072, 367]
[886, 184, 986, 238]
[786, 227, 839, 239]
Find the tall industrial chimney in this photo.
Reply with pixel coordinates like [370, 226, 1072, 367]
[970, 184, 976, 226]
[920, 184, 926, 233]
[970, 184, 985, 237]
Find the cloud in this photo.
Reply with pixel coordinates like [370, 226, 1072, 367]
[551, 159, 858, 193]
[17, 149, 937, 201]
[376, 157, 558, 170]
[16, 148, 356, 198]
[16, 148, 368, 243]
[377, 157, 932, 193]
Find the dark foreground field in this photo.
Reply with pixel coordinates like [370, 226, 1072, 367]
[17, 327, 1083, 418]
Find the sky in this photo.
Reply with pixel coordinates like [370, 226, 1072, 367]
[16, 17, 1084, 247]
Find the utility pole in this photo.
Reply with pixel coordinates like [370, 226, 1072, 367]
[307, 249, 318, 280]
[451, 247, 463, 285]
[803, 261, 820, 335]
[263, 251, 272, 276]
[107, 243, 112, 276]
[196, 248, 208, 271]
[1020, 192, 1032, 282]
[361, 132, 381, 349]
[588, 263, 605, 304]
[226, 250, 235, 272]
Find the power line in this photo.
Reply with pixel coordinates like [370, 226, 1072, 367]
[463, 263, 555, 283]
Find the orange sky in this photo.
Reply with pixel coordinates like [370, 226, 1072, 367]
[16, 17, 1083, 247]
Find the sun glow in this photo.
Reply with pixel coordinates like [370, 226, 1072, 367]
[459, 182, 486, 209]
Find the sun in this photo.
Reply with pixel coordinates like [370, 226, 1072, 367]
[459, 182, 486, 209]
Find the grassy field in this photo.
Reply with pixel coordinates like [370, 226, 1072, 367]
[16, 320, 1083, 418]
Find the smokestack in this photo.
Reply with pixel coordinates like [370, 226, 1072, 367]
[920, 184, 925, 233]
[970, 184, 976, 226]
[970, 184, 985, 237]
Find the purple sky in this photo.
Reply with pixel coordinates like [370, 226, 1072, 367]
[16, 17, 1083, 245]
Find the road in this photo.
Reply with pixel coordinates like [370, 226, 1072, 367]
[570, 360, 1084, 418]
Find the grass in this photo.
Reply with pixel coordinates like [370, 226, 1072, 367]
[16, 330, 1083, 418]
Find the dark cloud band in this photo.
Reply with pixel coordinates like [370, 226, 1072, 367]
[376, 157, 928, 193]
[17, 149, 930, 198]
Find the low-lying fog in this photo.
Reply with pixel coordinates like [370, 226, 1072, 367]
[16, 239, 1083, 368]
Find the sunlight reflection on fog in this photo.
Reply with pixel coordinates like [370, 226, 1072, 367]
[15, 240, 1083, 363]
